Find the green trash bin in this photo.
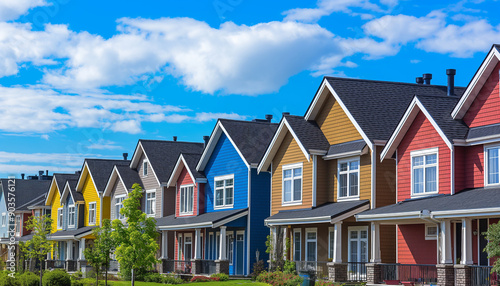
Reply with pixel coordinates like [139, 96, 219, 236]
[299, 272, 312, 286]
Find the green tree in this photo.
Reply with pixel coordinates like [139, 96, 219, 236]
[19, 214, 53, 286]
[83, 219, 116, 286]
[112, 183, 159, 286]
[484, 222, 500, 273]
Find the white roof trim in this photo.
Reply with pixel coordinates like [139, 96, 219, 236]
[380, 97, 453, 161]
[60, 180, 76, 205]
[356, 211, 423, 221]
[75, 161, 100, 197]
[452, 46, 500, 119]
[167, 154, 196, 188]
[432, 207, 500, 218]
[265, 216, 332, 226]
[323, 145, 369, 160]
[129, 141, 161, 186]
[103, 166, 130, 197]
[45, 177, 58, 206]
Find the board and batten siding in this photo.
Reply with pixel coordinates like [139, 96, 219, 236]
[271, 132, 313, 215]
[204, 133, 248, 212]
[136, 153, 162, 218]
[110, 178, 128, 220]
[82, 175, 100, 226]
[176, 168, 198, 217]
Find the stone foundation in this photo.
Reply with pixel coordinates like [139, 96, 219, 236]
[327, 262, 347, 282]
[215, 260, 229, 275]
[437, 264, 455, 286]
[191, 259, 202, 274]
[454, 264, 471, 286]
[366, 263, 382, 284]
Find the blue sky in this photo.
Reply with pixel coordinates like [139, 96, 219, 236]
[0, 0, 499, 178]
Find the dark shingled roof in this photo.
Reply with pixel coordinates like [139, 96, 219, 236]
[266, 200, 369, 221]
[54, 173, 80, 194]
[66, 178, 84, 202]
[50, 226, 96, 238]
[139, 140, 205, 183]
[28, 195, 47, 208]
[219, 119, 278, 165]
[85, 159, 130, 192]
[115, 165, 142, 190]
[182, 153, 205, 180]
[284, 115, 330, 153]
[358, 187, 500, 216]
[326, 139, 366, 157]
[467, 123, 500, 140]
[1, 179, 51, 210]
[324, 77, 466, 141]
[156, 208, 247, 228]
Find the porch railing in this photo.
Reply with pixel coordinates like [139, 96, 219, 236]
[172, 260, 192, 274]
[380, 263, 437, 283]
[53, 260, 65, 269]
[470, 265, 499, 286]
[347, 262, 367, 282]
[295, 261, 329, 280]
[199, 260, 216, 275]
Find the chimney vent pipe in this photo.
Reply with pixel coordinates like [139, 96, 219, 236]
[423, 73, 432, 85]
[447, 69, 456, 96]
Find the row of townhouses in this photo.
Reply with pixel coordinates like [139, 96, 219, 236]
[1, 45, 500, 285]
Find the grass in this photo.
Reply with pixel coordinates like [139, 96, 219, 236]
[108, 280, 268, 286]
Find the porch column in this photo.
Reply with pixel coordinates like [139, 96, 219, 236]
[219, 226, 227, 260]
[332, 222, 342, 263]
[194, 228, 202, 259]
[370, 222, 381, 263]
[79, 238, 86, 260]
[161, 230, 168, 259]
[440, 220, 452, 264]
[66, 240, 73, 260]
[461, 218, 473, 265]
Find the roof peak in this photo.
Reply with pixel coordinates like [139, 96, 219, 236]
[139, 139, 203, 144]
[219, 118, 278, 125]
[325, 76, 465, 89]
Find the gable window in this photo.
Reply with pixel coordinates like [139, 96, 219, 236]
[305, 228, 317, 262]
[293, 229, 301, 261]
[57, 208, 63, 229]
[68, 205, 76, 227]
[115, 196, 125, 220]
[283, 163, 302, 204]
[425, 225, 438, 240]
[180, 185, 194, 215]
[214, 175, 234, 208]
[338, 158, 360, 199]
[88, 202, 96, 225]
[146, 190, 156, 216]
[143, 160, 148, 176]
[411, 148, 438, 196]
[486, 146, 500, 185]
[1, 213, 6, 227]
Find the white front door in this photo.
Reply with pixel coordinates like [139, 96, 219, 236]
[348, 227, 368, 263]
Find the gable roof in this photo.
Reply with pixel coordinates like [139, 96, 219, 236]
[103, 165, 142, 197]
[197, 119, 278, 171]
[61, 179, 83, 204]
[76, 159, 130, 195]
[130, 140, 204, 184]
[167, 153, 205, 188]
[156, 208, 248, 230]
[1, 179, 52, 211]
[46, 173, 79, 205]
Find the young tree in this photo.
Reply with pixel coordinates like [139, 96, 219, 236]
[19, 214, 53, 286]
[83, 219, 116, 286]
[484, 222, 500, 273]
[112, 183, 159, 286]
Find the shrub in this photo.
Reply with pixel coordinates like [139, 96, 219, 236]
[190, 276, 219, 282]
[19, 272, 39, 286]
[70, 278, 105, 286]
[251, 259, 266, 280]
[315, 280, 346, 286]
[0, 271, 21, 286]
[143, 272, 164, 283]
[42, 270, 71, 286]
[162, 273, 183, 284]
[283, 261, 296, 275]
[210, 273, 229, 281]
[70, 271, 83, 280]
[256, 271, 303, 286]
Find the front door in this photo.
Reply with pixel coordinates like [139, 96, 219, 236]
[348, 227, 368, 263]
[236, 233, 244, 275]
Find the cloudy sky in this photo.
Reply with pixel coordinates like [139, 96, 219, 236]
[0, 0, 499, 177]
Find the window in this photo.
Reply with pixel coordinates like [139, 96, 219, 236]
[227, 233, 234, 264]
[184, 235, 192, 261]
[115, 196, 125, 220]
[425, 225, 438, 240]
[283, 163, 302, 204]
[329, 227, 335, 259]
[146, 190, 156, 216]
[15, 215, 21, 236]
[214, 175, 234, 208]
[305, 229, 317, 262]
[34, 210, 40, 217]
[68, 205, 75, 227]
[486, 146, 500, 185]
[293, 229, 301, 261]
[57, 208, 63, 229]
[1, 213, 5, 227]
[348, 227, 368, 263]
[177, 235, 183, 260]
[216, 233, 220, 260]
[411, 149, 438, 196]
[88, 202, 96, 225]
[180, 185, 194, 215]
[338, 158, 360, 199]
[143, 160, 148, 176]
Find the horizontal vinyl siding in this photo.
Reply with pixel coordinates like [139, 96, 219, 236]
[110, 179, 128, 220]
[137, 153, 162, 218]
[271, 132, 313, 215]
[316, 157, 331, 206]
[50, 186, 62, 233]
[250, 168, 271, 271]
[0, 192, 8, 237]
[375, 145, 396, 207]
[330, 153, 371, 202]
[464, 62, 500, 127]
[380, 225, 396, 263]
[397, 111, 451, 202]
[176, 168, 197, 217]
[397, 224, 436, 264]
[464, 145, 484, 190]
[82, 175, 100, 226]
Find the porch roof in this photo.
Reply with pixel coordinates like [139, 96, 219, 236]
[50, 226, 96, 240]
[265, 200, 370, 226]
[356, 187, 500, 222]
[156, 208, 248, 230]
[324, 139, 367, 160]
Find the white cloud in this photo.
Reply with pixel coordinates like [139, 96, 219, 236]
[194, 112, 248, 122]
[0, 0, 47, 21]
[0, 164, 77, 176]
[87, 140, 122, 150]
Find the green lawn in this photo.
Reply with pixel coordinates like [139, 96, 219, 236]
[109, 280, 268, 286]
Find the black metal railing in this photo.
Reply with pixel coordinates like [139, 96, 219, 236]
[295, 261, 329, 280]
[347, 262, 367, 282]
[199, 260, 216, 275]
[380, 263, 437, 283]
[172, 260, 192, 274]
[53, 260, 65, 269]
[471, 265, 499, 286]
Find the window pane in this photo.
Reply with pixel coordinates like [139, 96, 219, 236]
[294, 232, 301, 261]
[329, 231, 334, 259]
[361, 230, 368, 239]
[307, 242, 316, 261]
[216, 180, 224, 188]
[226, 179, 233, 187]
[307, 232, 316, 240]
[488, 148, 499, 184]
[413, 168, 423, 194]
[350, 240, 358, 262]
[293, 178, 301, 201]
[216, 189, 224, 206]
[350, 231, 358, 239]
[360, 240, 368, 262]
[188, 187, 193, 212]
[180, 189, 185, 212]
[293, 168, 302, 177]
[349, 161, 359, 170]
[426, 154, 437, 164]
[284, 169, 292, 178]
[425, 166, 437, 192]
[339, 163, 348, 172]
[225, 187, 233, 205]
[284, 180, 292, 202]
[349, 172, 359, 196]
[413, 156, 424, 166]
[339, 174, 347, 197]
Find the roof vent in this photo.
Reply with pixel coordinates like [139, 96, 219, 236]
[21, 174, 25, 180]
[123, 153, 128, 160]
[282, 112, 290, 117]
[265, 114, 273, 122]
[38, 170, 44, 180]
[446, 69, 456, 96]
[173, 136, 177, 142]
[423, 73, 432, 85]
[416, 77, 424, 84]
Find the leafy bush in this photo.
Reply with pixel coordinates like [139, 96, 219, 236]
[283, 261, 296, 275]
[19, 272, 39, 286]
[143, 272, 164, 283]
[0, 271, 21, 286]
[315, 280, 346, 286]
[210, 273, 229, 281]
[162, 273, 183, 284]
[190, 276, 220, 282]
[256, 271, 303, 286]
[70, 271, 83, 280]
[251, 260, 266, 280]
[70, 278, 105, 286]
[42, 270, 71, 286]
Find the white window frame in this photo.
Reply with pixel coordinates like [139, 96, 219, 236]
[179, 184, 194, 215]
[15, 215, 21, 236]
[485, 144, 500, 186]
[143, 159, 149, 177]
[347, 226, 369, 263]
[57, 208, 63, 230]
[146, 190, 156, 216]
[425, 224, 438, 240]
[184, 233, 193, 261]
[227, 231, 234, 265]
[1, 213, 6, 227]
[293, 228, 301, 261]
[88, 202, 97, 226]
[214, 174, 234, 209]
[305, 228, 317, 262]
[68, 205, 76, 228]
[410, 148, 439, 197]
[282, 162, 303, 206]
[337, 157, 360, 200]
[328, 226, 334, 259]
[177, 234, 183, 260]
[114, 195, 126, 220]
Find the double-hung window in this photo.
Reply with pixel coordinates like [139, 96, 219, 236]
[338, 158, 359, 199]
[57, 208, 63, 229]
[486, 146, 500, 185]
[214, 175, 234, 208]
[68, 205, 75, 227]
[411, 149, 438, 196]
[283, 163, 302, 204]
[305, 228, 317, 262]
[293, 229, 301, 261]
[115, 196, 125, 220]
[180, 185, 194, 215]
[146, 190, 156, 216]
[88, 202, 96, 225]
